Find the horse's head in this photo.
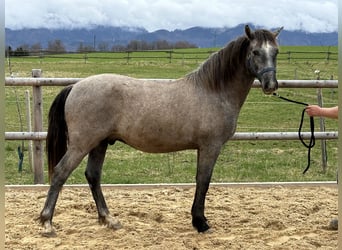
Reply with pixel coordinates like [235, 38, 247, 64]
[245, 25, 283, 95]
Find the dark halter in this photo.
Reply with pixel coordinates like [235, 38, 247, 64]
[256, 67, 277, 79]
[247, 57, 277, 81]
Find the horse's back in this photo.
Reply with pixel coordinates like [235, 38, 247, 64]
[64, 74, 191, 150]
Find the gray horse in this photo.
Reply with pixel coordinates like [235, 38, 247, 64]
[40, 25, 283, 236]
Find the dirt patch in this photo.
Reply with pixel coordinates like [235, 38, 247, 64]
[5, 185, 338, 249]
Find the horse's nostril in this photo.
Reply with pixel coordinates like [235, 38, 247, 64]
[261, 79, 278, 94]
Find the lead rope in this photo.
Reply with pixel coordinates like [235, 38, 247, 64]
[272, 93, 315, 174]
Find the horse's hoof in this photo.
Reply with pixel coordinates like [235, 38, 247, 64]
[193, 217, 210, 233]
[41, 221, 57, 237]
[42, 230, 57, 238]
[328, 218, 338, 230]
[201, 228, 214, 234]
[104, 215, 123, 230]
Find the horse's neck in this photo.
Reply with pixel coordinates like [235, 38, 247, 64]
[218, 51, 255, 108]
[224, 75, 255, 109]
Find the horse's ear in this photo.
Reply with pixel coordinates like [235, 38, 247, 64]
[245, 25, 254, 40]
[273, 27, 284, 38]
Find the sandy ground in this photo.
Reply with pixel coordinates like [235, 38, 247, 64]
[5, 184, 338, 249]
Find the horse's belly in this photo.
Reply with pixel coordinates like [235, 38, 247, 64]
[118, 132, 197, 153]
[114, 120, 233, 154]
[131, 143, 195, 154]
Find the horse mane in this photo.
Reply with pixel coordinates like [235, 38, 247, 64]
[185, 29, 277, 92]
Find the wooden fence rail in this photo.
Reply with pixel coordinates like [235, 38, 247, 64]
[7, 50, 339, 64]
[5, 73, 339, 183]
[5, 131, 338, 141]
[5, 77, 338, 88]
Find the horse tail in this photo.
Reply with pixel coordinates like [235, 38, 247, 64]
[46, 85, 73, 182]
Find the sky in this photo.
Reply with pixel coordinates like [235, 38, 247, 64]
[5, 0, 338, 33]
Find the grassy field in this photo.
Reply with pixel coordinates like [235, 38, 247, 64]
[4, 46, 339, 184]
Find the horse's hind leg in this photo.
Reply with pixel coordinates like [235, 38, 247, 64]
[40, 148, 86, 237]
[85, 140, 122, 230]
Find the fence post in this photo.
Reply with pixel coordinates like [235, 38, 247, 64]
[84, 53, 88, 64]
[287, 51, 291, 63]
[126, 51, 131, 64]
[32, 69, 44, 184]
[317, 88, 328, 172]
[168, 51, 172, 63]
[326, 51, 331, 62]
[315, 72, 327, 173]
[25, 90, 33, 171]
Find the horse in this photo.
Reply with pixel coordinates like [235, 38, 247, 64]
[39, 25, 283, 236]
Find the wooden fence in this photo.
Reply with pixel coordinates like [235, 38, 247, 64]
[7, 49, 339, 64]
[5, 70, 338, 183]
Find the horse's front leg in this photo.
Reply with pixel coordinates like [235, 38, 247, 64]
[192, 145, 221, 232]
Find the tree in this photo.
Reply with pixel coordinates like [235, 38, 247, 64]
[97, 41, 109, 52]
[77, 42, 85, 52]
[153, 40, 170, 50]
[174, 41, 197, 49]
[127, 40, 140, 51]
[111, 44, 126, 52]
[47, 39, 66, 54]
[5, 46, 12, 57]
[31, 43, 42, 53]
[7, 44, 30, 56]
[77, 42, 94, 53]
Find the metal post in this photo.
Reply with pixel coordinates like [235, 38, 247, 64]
[32, 69, 44, 184]
[315, 71, 327, 173]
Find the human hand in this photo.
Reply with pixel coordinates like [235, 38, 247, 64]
[305, 105, 322, 117]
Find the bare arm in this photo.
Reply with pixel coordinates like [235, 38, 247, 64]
[305, 105, 338, 119]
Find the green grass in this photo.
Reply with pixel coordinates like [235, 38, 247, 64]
[4, 46, 339, 184]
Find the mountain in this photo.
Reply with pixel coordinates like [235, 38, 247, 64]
[5, 24, 338, 51]
[5, 26, 148, 51]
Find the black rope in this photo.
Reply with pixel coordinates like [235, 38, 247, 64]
[272, 93, 308, 106]
[273, 93, 315, 174]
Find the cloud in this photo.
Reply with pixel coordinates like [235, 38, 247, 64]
[5, 0, 338, 32]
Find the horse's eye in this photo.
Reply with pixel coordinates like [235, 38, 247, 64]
[252, 50, 260, 56]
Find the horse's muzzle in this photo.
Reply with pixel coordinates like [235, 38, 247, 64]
[247, 58, 278, 94]
[261, 78, 278, 94]
[258, 68, 278, 95]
